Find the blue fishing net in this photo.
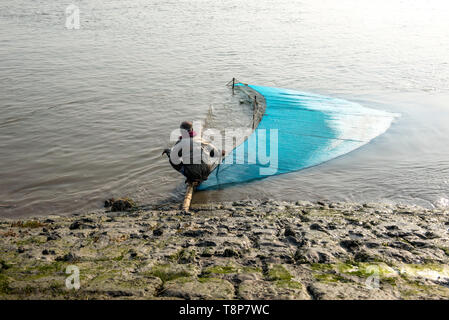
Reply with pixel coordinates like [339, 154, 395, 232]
[197, 83, 397, 190]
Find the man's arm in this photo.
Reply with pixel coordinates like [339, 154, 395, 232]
[162, 147, 183, 172]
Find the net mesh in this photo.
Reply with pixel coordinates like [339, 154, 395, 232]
[197, 82, 398, 190]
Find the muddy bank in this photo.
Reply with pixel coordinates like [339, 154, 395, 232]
[1, 200, 449, 300]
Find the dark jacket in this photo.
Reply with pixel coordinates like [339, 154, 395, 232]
[167, 132, 221, 183]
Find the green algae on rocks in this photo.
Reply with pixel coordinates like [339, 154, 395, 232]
[1, 199, 449, 299]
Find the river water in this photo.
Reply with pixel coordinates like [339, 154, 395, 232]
[1, 0, 448, 217]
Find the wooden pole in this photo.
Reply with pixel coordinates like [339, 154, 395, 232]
[253, 96, 257, 130]
[182, 182, 197, 213]
[232, 77, 235, 95]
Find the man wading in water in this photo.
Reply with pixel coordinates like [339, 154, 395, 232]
[162, 121, 224, 185]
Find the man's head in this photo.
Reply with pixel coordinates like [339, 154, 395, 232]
[180, 121, 193, 132]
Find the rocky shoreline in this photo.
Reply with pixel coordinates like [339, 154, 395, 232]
[1, 200, 449, 300]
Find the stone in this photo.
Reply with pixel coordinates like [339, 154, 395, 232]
[178, 249, 196, 264]
[162, 278, 234, 299]
[46, 233, 60, 241]
[55, 252, 78, 262]
[340, 239, 361, 253]
[104, 198, 115, 208]
[69, 219, 96, 230]
[284, 227, 296, 237]
[183, 229, 210, 237]
[389, 241, 414, 251]
[3, 199, 449, 300]
[238, 280, 308, 300]
[196, 240, 217, 247]
[353, 250, 379, 262]
[306, 282, 397, 300]
[222, 248, 240, 258]
[110, 198, 135, 212]
[294, 248, 335, 264]
[424, 231, 440, 239]
[233, 272, 262, 283]
[365, 242, 380, 249]
[153, 228, 163, 236]
[84, 275, 162, 298]
[310, 223, 327, 232]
